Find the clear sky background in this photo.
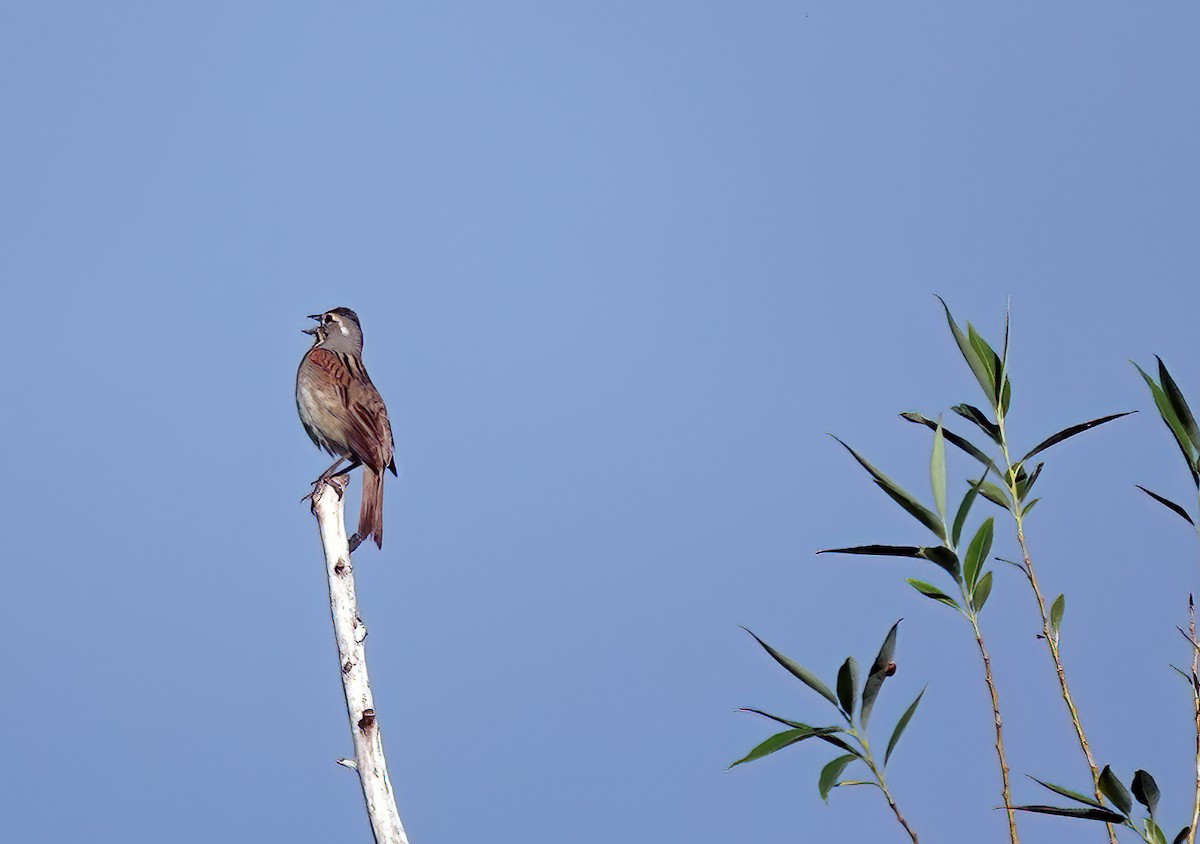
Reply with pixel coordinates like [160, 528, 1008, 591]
[3, 3, 1199, 843]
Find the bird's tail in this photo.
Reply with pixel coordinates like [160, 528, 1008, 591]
[357, 466, 385, 549]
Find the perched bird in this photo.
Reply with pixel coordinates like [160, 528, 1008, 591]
[296, 307, 396, 551]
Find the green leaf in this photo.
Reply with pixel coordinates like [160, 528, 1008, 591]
[860, 620, 901, 729]
[1050, 594, 1065, 637]
[816, 544, 960, 582]
[1021, 497, 1041, 517]
[936, 296, 997, 406]
[1173, 826, 1191, 844]
[1009, 805, 1127, 824]
[1098, 765, 1133, 816]
[836, 657, 858, 719]
[906, 578, 962, 611]
[831, 437, 946, 541]
[979, 481, 1013, 511]
[1016, 462, 1044, 502]
[967, 322, 1002, 403]
[1021, 412, 1136, 463]
[818, 753, 858, 801]
[742, 629, 841, 710]
[972, 571, 994, 613]
[1145, 818, 1168, 844]
[953, 471, 989, 547]
[963, 517, 994, 590]
[952, 403, 1001, 443]
[728, 726, 838, 769]
[1137, 486, 1196, 526]
[1135, 362, 1200, 485]
[1027, 775, 1106, 809]
[735, 710, 860, 754]
[931, 422, 948, 525]
[899, 412, 998, 472]
[1132, 769, 1160, 816]
[736, 709, 809, 729]
[885, 686, 926, 765]
[1158, 357, 1200, 453]
[1000, 376, 1012, 417]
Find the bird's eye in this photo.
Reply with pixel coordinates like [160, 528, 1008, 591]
[324, 314, 334, 324]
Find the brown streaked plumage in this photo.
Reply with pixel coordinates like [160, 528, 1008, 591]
[296, 307, 396, 551]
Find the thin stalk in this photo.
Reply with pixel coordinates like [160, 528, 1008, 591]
[851, 729, 920, 844]
[996, 416, 1114, 844]
[1189, 594, 1200, 844]
[967, 613, 1017, 844]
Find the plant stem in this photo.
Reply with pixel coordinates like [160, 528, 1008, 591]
[997, 419, 1115, 844]
[854, 731, 920, 844]
[1189, 595, 1200, 844]
[968, 614, 1018, 844]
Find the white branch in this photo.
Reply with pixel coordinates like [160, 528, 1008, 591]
[311, 477, 409, 844]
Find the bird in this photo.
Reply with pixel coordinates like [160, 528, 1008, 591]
[296, 307, 396, 551]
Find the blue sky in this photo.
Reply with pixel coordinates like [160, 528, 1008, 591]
[3, 3, 1199, 842]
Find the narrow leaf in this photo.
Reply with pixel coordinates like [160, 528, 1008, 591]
[860, 620, 901, 729]
[1137, 486, 1196, 526]
[931, 423, 948, 525]
[1027, 775, 1106, 809]
[1050, 594, 1065, 636]
[1135, 362, 1200, 484]
[936, 296, 996, 405]
[1145, 818, 1168, 844]
[1158, 357, 1200, 453]
[831, 437, 946, 541]
[1173, 826, 1191, 844]
[1132, 769, 1160, 816]
[963, 517, 994, 590]
[1098, 765, 1133, 816]
[884, 686, 926, 765]
[836, 657, 858, 719]
[737, 711, 858, 752]
[1021, 412, 1136, 463]
[728, 727, 832, 769]
[818, 753, 858, 801]
[972, 571, 994, 613]
[906, 578, 962, 611]
[1021, 497, 1041, 517]
[816, 545, 960, 581]
[953, 471, 989, 547]
[952, 403, 1001, 443]
[736, 709, 810, 730]
[921, 546, 961, 581]
[967, 322, 1001, 403]
[742, 628, 841, 710]
[900, 412, 998, 472]
[979, 482, 1013, 511]
[1009, 805, 1127, 824]
[1017, 462, 1044, 502]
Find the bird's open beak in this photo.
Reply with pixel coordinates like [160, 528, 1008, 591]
[302, 313, 322, 335]
[307, 314, 323, 321]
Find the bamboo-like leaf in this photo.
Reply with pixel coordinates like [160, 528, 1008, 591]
[1000, 376, 1012, 417]
[1021, 497, 1041, 517]
[936, 296, 997, 406]
[1021, 412, 1136, 463]
[1145, 818, 1168, 844]
[818, 753, 858, 801]
[1158, 357, 1200, 453]
[972, 571, 994, 612]
[1132, 769, 1160, 816]
[1017, 462, 1044, 502]
[1009, 805, 1127, 823]
[728, 726, 838, 769]
[737, 709, 809, 729]
[1136, 486, 1196, 526]
[742, 628, 841, 710]
[1028, 775, 1106, 809]
[953, 471, 989, 547]
[952, 403, 1001, 443]
[1098, 765, 1133, 816]
[963, 517, 994, 590]
[836, 657, 858, 719]
[979, 482, 1013, 511]
[831, 437, 946, 541]
[1135, 362, 1200, 485]
[899, 412, 998, 472]
[1173, 826, 1191, 844]
[860, 620, 901, 729]
[906, 578, 962, 611]
[967, 322, 1002, 403]
[931, 423, 948, 525]
[884, 686, 926, 765]
[816, 544, 960, 582]
[738, 711, 859, 752]
[1050, 594, 1065, 637]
